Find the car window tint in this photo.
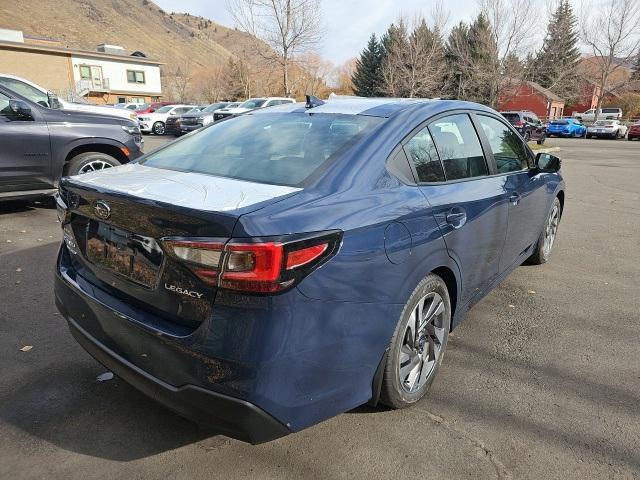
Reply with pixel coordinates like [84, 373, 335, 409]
[0, 78, 50, 107]
[404, 127, 445, 182]
[0, 91, 10, 115]
[429, 114, 488, 180]
[478, 115, 529, 173]
[141, 113, 383, 186]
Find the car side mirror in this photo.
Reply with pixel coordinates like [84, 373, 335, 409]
[9, 99, 33, 120]
[47, 92, 61, 109]
[535, 152, 561, 172]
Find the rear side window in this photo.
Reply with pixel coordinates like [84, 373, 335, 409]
[477, 115, 529, 173]
[141, 113, 383, 186]
[429, 114, 488, 181]
[404, 127, 445, 182]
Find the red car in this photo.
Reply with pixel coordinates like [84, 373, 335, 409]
[134, 102, 174, 115]
[628, 123, 640, 141]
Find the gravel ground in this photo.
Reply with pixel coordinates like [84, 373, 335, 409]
[0, 137, 638, 479]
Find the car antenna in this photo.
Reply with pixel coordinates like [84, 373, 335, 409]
[305, 94, 325, 109]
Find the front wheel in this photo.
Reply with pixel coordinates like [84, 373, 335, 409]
[527, 197, 561, 265]
[536, 133, 546, 145]
[65, 152, 120, 176]
[152, 121, 165, 135]
[380, 274, 451, 409]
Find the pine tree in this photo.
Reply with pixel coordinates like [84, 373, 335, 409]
[532, 0, 581, 101]
[632, 52, 640, 81]
[351, 34, 384, 97]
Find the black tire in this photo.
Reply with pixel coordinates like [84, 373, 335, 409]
[380, 274, 451, 409]
[65, 152, 120, 176]
[527, 197, 562, 265]
[523, 131, 531, 142]
[152, 121, 165, 135]
[537, 133, 546, 145]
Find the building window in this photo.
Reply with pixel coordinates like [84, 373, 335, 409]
[117, 97, 126, 103]
[127, 70, 145, 84]
[79, 65, 91, 79]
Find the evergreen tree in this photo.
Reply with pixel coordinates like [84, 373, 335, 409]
[632, 52, 640, 81]
[351, 34, 384, 97]
[531, 0, 581, 101]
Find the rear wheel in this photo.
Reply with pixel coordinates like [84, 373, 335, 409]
[528, 197, 561, 265]
[536, 133, 546, 145]
[523, 131, 531, 142]
[380, 274, 451, 408]
[66, 152, 120, 176]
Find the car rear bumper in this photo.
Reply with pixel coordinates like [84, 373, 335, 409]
[54, 248, 290, 444]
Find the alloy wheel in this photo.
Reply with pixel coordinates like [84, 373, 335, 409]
[398, 292, 446, 393]
[543, 203, 560, 257]
[78, 160, 114, 174]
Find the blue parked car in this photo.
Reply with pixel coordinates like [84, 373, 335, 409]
[55, 97, 565, 443]
[546, 118, 587, 137]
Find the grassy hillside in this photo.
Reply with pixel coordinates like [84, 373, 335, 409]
[0, 0, 312, 99]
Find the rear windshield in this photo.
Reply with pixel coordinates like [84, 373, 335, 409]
[594, 120, 614, 126]
[140, 113, 384, 186]
[552, 120, 568, 124]
[501, 113, 520, 124]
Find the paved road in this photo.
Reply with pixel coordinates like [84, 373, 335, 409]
[1, 138, 638, 479]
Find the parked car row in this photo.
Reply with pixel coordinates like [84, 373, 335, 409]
[501, 110, 640, 141]
[139, 97, 296, 136]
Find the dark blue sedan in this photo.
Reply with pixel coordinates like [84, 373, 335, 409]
[54, 97, 565, 443]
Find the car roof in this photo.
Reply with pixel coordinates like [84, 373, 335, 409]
[250, 96, 496, 118]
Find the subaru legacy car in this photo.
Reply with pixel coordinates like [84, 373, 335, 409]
[55, 97, 564, 443]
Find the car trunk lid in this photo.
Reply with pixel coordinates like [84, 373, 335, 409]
[59, 163, 301, 328]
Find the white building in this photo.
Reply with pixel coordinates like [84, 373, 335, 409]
[0, 29, 164, 104]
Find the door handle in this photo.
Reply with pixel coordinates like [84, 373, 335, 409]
[509, 192, 521, 205]
[445, 209, 467, 228]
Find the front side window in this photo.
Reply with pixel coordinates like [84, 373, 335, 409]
[141, 113, 383, 186]
[404, 127, 445, 182]
[0, 77, 51, 108]
[429, 114, 488, 181]
[478, 115, 529, 173]
[127, 70, 145, 84]
[0, 91, 11, 115]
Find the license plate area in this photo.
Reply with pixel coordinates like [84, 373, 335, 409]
[86, 221, 163, 288]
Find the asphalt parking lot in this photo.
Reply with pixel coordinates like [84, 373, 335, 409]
[1, 137, 638, 479]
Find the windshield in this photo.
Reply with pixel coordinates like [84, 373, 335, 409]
[140, 113, 384, 186]
[594, 120, 614, 126]
[155, 105, 173, 113]
[602, 108, 619, 113]
[239, 99, 266, 109]
[552, 120, 568, 124]
[184, 107, 202, 114]
[0, 77, 57, 108]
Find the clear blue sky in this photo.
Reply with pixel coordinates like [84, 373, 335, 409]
[154, 0, 583, 65]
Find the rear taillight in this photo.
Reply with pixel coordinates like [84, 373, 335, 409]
[162, 231, 341, 294]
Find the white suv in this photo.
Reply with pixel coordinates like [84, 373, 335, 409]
[213, 97, 296, 121]
[0, 74, 138, 121]
[137, 104, 197, 135]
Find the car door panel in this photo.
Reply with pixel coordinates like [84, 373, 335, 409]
[0, 90, 52, 189]
[403, 113, 509, 306]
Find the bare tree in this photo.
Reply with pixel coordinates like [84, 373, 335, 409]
[477, 0, 538, 106]
[164, 59, 195, 102]
[227, 0, 323, 96]
[193, 64, 231, 102]
[581, 0, 640, 120]
[296, 52, 332, 96]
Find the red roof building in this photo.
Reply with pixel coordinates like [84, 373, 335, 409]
[498, 81, 565, 120]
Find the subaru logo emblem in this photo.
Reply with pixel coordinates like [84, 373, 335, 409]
[94, 200, 111, 220]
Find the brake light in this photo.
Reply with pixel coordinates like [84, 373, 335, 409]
[162, 231, 341, 294]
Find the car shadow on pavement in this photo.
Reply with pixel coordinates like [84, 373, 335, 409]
[0, 242, 214, 461]
[0, 198, 55, 215]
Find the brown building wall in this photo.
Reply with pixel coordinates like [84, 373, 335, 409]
[0, 47, 74, 95]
